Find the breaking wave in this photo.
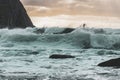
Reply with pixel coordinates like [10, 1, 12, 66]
[0, 27, 120, 80]
[0, 27, 120, 50]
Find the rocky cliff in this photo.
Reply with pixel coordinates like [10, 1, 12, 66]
[0, 0, 34, 29]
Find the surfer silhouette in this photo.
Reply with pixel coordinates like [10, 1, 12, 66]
[83, 23, 86, 28]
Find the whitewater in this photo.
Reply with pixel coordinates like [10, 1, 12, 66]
[0, 27, 120, 80]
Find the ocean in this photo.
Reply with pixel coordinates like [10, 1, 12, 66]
[0, 27, 120, 80]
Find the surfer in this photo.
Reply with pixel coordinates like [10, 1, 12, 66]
[83, 23, 86, 28]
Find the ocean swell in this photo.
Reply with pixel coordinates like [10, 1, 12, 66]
[0, 27, 120, 50]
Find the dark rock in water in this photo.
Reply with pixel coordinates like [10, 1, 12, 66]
[62, 28, 75, 33]
[33, 28, 45, 34]
[49, 54, 75, 59]
[54, 28, 75, 34]
[98, 58, 120, 67]
[0, 0, 34, 29]
[26, 51, 39, 55]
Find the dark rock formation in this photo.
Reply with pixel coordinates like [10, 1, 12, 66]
[49, 54, 75, 59]
[54, 28, 75, 34]
[98, 58, 120, 67]
[33, 28, 45, 34]
[0, 0, 34, 29]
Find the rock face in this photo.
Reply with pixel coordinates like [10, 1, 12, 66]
[98, 58, 120, 67]
[49, 54, 75, 59]
[0, 0, 34, 29]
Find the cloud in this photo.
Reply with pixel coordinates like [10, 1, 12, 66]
[25, 6, 52, 16]
[21, 0, 59, 7]
[21, 0, 120, 17]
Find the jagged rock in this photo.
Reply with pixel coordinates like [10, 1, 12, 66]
[0, 0, 34, 29]
[98, 58, 120, 67]
[54, 28, 75, 34]
[49, 54, 75, 59]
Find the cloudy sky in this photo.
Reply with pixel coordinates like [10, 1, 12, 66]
[20, 0, 120, 28]
[21, 0, 120, 17]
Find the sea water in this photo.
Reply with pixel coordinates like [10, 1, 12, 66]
[0, 27, 120, 80]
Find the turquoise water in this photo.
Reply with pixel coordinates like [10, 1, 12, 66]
[0, 27, 120, 80]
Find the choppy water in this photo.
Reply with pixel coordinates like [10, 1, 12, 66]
[0, 27, 120, 80]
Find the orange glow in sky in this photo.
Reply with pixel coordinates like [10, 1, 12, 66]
[21, 0, 120, 17]
[20, 0, 120, 28]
